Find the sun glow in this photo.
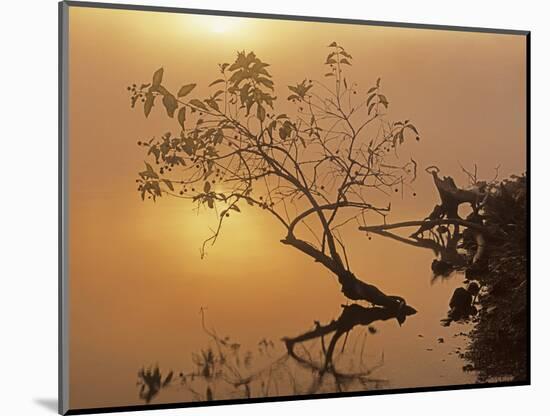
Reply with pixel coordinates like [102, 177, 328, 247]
[193, 15, 244, 34]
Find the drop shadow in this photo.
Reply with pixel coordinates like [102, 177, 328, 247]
[34, 398, 58, 413]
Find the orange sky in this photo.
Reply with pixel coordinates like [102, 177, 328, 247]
[67, 5, 526, 410]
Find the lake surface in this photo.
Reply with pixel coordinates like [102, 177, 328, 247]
[149, 270, 478, 405]
[69, 199, 478, 409]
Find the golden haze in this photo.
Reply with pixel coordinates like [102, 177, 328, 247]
[67, 6, 526, 409]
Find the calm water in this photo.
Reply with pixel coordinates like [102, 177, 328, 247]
[70, 233, 478, 409]
[152, 271, 477, 405]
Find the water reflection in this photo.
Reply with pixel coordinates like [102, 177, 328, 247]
[282, 303, 418, 394]
[441, 282, 480, 327]
[137, 303, 417, 403]
[283, 303, 416, 376]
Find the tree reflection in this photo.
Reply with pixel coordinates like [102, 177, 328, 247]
[137, 303, 416, 403]
[284, 303, 416, 374]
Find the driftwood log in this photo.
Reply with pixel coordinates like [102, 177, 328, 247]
[359, 167, 488, 272]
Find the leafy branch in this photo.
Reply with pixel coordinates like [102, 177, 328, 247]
[127, 43, 421, 308]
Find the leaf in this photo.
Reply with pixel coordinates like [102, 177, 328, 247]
[162, 93, 178, 117]
[151, 85, 168, 96]
[328, 41, 338, 47]
[407, 124, 419, 135]
[366, 92, 376, 108]
[257, 105, 266, 122]
[207, 198, 214, 209]
[324, 72, 335, 77]
[140, 162, 158, 179]
[258, 77, 274, 90]
[160, 141, 170, 156]
[283, 120, 293, 130]
[147, 145, 160, 162]
[207, 99, 220, 112]
[229, 205, 241, 212]
[144, 92, 155, 118]
[163, 371, 173, 387]
[178, 83, 196, 97]
[204, 181, 211, 193]
[341, 51, 353, 59]
[378, 94, 389, 105]
[367, 86, 378, 93]
[340, 58, 351, 65]
[162, 179, 174, 191]
[288, 85, 299, 94]
[209, 79, 225, 87]
[214, 129, 224, 145]
[182, 143, 193, 156]
[178, 107, 186, 128]
[190, 99, 207, 111]
[392, 133, 399, 146]
[152, 68, 164, 87]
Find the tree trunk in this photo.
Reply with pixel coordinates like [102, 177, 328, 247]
[280, 235, 411, 311]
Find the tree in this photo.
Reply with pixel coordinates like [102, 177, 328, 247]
[127, 42, 421, 311]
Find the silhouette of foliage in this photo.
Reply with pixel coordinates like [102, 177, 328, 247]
[128, 42, 420, 310]
[137, 366, 173, 404]
[461, 175, 527, 382]
[362, 171, 528, 382]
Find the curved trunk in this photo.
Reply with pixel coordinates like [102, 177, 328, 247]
[281, 234, 411, 311]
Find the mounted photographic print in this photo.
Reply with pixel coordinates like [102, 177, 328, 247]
[59, 1, 530, 414]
